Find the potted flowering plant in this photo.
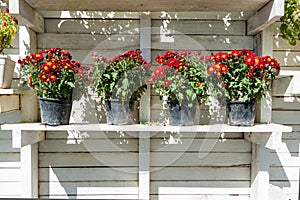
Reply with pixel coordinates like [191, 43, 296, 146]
[149, 50, 210, 125]
[18, 48, 89, 125]
[91, 50, 151, 124]
[0, 7, 19, 88]
[208, 49, 280, 126]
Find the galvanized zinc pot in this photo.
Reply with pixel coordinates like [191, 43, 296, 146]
[227, 100, 256, 126]
[39, 97, 72, 126]
[167, 99, 197, 126]
[105, 99, 135, 125]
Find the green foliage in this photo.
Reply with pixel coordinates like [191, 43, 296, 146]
[280, 0, 300, 45]
[0, 8, 19, 53]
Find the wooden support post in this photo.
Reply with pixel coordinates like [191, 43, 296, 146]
[139, 13, 151, 123]
[138, 131, 150, 200]
[251, 143, 270, 200]
[20, 143, 39, 198]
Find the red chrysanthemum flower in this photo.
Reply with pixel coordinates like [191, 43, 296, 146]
[48, 74, 57, 82]
[39, 73, 48, 82]
[231, 49, 240, 57]
[41, 64, 50, 73]
[244, 56, 254, 65]
[163, 80, 172, 87]
[167, 58, 180, 68]
[207, 65, 215, 74]
[33, 53, 44, 61]
[220, 64, 229, 73]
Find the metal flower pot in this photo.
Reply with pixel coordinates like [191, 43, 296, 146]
[167, 99, 197, 126]
[105, 99, 136, 125]
[227, 100, 256, 126]
[39, 97, 72, 126]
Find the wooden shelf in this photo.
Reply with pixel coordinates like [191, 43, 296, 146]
[0, 89, 35, 95]
[1, 123, 292, 150]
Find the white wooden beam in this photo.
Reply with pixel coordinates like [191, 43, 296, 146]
[250, 143, 270, 200]
[12, 130, 45, 148]
[139, 13, 151, 123]
[244, 131, 283, 150]
[9, 0, 44, 33]
[138, 131, 150, 200]
[20, 143, 38, 198]
[247, 0, 284, 35]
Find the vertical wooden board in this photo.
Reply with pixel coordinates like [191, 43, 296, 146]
[152, 20, 246, 35]
[0, 95, 19, 113]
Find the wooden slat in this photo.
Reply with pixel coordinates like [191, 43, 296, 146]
[39, 168, 138, 181]
[0, 95, 19, 113]
[272, 97, 300, 110]
[151, 20, 246, 35]
[152, 35, 253, 51]
[39, 181, 138, 196]
[151, 139, 251, 152]
[270, 153, 300, 167]
[45, 19, 140, 34]
[0, 111, 21, 124]
[272, 110, 300, 124]
[0, 153, 20, 162]
[37, 33, 140, 50]
[0, 140, 19, 152]
[24, 0, 269, 12]
[270, 167, 300, 181]
[151, 167, 250, 181]
[40, 11, 253, 20]
[150, 195, 249, 200]
[39, 139, 138, 152]
[151, 152, 251, 167]
[273, 51, 300, 67]
[39, 152, 138, 167]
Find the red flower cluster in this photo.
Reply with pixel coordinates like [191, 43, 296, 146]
[207, 49, 280, 101]
[19, 48, 89, 99]
[150, 50, 209, 104]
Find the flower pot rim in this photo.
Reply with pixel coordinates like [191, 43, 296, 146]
[227, 99, 256, 103]
[105, 99, 134, 102]
[38, 97, 72, 102]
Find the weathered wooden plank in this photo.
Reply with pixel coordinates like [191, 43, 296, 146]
[39, 167, 138, 181]
[0, 182, 21, 196]
[39, 139, 138, 152]
[270, 167, 300, 181]
[273, 36, 300, 51]
[270, 153, 300, 167]
[45, 19, 140, 34]
[152, 35, 253, 51]
[39, 152, 138, 167]
[247, 0, 284, 35]
[151, 187, 250, 195]
[273, 51, 300, 67]
[0, 130, 12, 139]
[151, 195, 249, 200]
[0, 140, 19, 152]
[151, 139, 251, 152]
[9, 0, 44, 33]
[37, 33, 140, 50]
[151, 132, 244, 139]
[0, 95, 19, 113]
[41, 11, 253, 20]
[0, 111, 21, 124]
[0, 168, 20, 181]
[272, 97, 300, 110]
[152, 20, 246, 35]
[0, 152, 20, 162]
[151, 167, 250, 181]
[282, 129, 300, 139]
[272, 110, 300, 124]
[24, 0, 270, 12]
[45, 131, 139, 139]
[151, 152, 251, 167]
[272, 76, 300, 97]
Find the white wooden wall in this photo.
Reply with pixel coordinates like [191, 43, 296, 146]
[271, 22, 300, 200]
[4, 11, 300, 200]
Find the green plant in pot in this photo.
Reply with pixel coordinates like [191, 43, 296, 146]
[207, 49, 280, 126]
[0, 7, 19, 88]
[18, 48, 90, 125]
[149, 50, 210, 126]
[91, 50, 151, 124]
